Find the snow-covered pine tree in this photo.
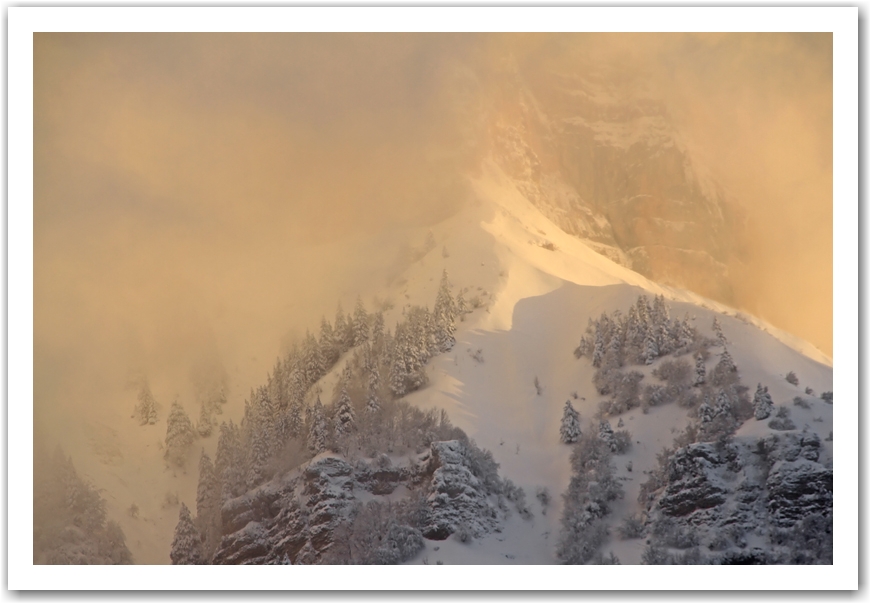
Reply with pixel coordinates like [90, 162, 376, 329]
[195, 450, 221, 560]
[164, 400, 196, 468]
[353, 296, 369, 348]
[134, 381, 159, 426]
[170, 503, 203, 565]
[698, 393, 714, 422]
[334, 387, 356, 449]
[433, 269, 457, 352]
[592, 325, 605, 368]
[307, 397, 329, 455]
[303, 331, 325, 389]
[215, 421, 245, 501]
[334, 303, 351, 354]
[599, 420, 616, 452]
[712, 316, 725, 344]
[753, 384, 774, 420]
[693, 353, 706, 386]
[456, 290, 468, 321]
[652, 294, 670, 326]
[678, 314, 696, 350]
[559, 401, 581, 444]
[366, 363, 381, 415]
[719, 347, 737, 373]
[655, 321, 672, 357]
[246, 420, 272, 490]
[643, 329, 659, 365]
[319, 317, 339, 369]
[370, 311, 385, 354]
[196, 399, 213, 438]
[606, 322, 623, 368]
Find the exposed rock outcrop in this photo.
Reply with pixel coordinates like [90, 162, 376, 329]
[212, 440, 506, 564]
[641, 430, 832, 564]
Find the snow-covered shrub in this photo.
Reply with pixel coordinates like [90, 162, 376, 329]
[653, 359, 691, 385]
[536, 487, 550, 513]
[597, 369, 644, 415]
[793, 396, 812, 409]
[769, 406, 796, 431]
[463, 442, 502, 494]
[453, 523, 473, 544]
[673, 547, 704, 565]
[612, 429, 633, 454]
[617, 514, 645, 540]
[653, 517, 700, 549]
[785, 371, 799, 386]
[805, 386, 815, 396]
[326, 500, 425, 564]
[821, 391, 833, 404]
[641, 542, 672, 565]
[502, 479, 532, 519]
[593, 551, 621, 565]
[642, 384, 666, 410]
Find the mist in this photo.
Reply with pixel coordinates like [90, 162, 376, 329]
[33, 32, 831, 516]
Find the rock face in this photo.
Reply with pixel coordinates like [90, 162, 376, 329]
[642, 430, 832, 563]
[212, 440, 505, 564]
[485, 64, 744, 304]
[421, 441, 501, 540]
[657, 443, 729, 518]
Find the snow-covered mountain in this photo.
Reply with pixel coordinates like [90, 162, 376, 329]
[35, 156, 832, 567]
[483, 60, 746, 305]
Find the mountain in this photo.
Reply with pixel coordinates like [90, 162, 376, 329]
[483, 59, 747, 305]
[168, 161, 829, 565]
[36, 156, 831, 566]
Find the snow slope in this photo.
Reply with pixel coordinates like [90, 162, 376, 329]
[44, 159, 832, 565]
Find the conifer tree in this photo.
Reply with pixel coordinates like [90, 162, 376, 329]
[643, 329, 659, 365]
[195, 450, 221, 560]
[319, 317, 339, 369]
[134, 381, 159, 426]
[353, 296, 369, 347]
[693, 353, 706, 387]
[196, 399, 213, 438]
[303, 331, 325, 389]
[606, 324, 623, 368]
[712, 316, 726, 344]
[370, 311, 385, 354]
[753, 384, 774, 420]
[457, 290, 471, 320]
[719, 347, 737, 373]
[164, 400, 196, 468]
[308, 397, 329, 455]
[592, 326, 605, 368]
[215, 421, 244, 501]
[599, 419, 616, 452]
[433, 270, 457, 352]
[678, 313, 696, 349]
[366, 363, 381, 415]
[334, 303, 351, 354]
[334, 387, 356, 447]
[170, 503, 203, 565]
[559, 401, 581, 444]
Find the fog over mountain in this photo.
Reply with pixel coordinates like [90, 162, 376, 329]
[33, 33, 832, 567]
